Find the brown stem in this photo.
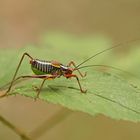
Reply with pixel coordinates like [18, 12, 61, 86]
[0, 114, 32, 140]
[29, 108, 73, 139]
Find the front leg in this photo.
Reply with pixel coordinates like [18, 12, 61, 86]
[64, 74, 87, 93]
[68, 61, 86, 77]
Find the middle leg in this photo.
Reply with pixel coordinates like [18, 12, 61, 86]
[68, 61, 86, 77]
[64, 74, 87, 93]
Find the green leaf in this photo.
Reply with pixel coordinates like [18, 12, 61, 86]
[1, 33, 140, 122]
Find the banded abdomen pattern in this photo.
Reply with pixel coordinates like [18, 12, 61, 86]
[31, 59, 61, 75]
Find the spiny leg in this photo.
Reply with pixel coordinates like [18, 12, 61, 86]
[65, 74, 87, 93]
[7, 74, 57, 98]
[6, 52, 33, 94]
[68, 61, 86, 77]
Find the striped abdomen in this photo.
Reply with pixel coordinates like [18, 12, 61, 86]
[31, 59, 61, 75]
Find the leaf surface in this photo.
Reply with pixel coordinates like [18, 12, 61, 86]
[1, 33, 140, 122]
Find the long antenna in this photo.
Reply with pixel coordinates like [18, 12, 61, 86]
[76, 64, 134, 75]
[76, 64, 139, 79]
[76, 38, 140, 68]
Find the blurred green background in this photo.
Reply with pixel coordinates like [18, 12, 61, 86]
[0, 0, 140, 140]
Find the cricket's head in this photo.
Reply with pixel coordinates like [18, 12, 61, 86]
[61, 65, 73, 75]
[66, 67, 73, 74]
